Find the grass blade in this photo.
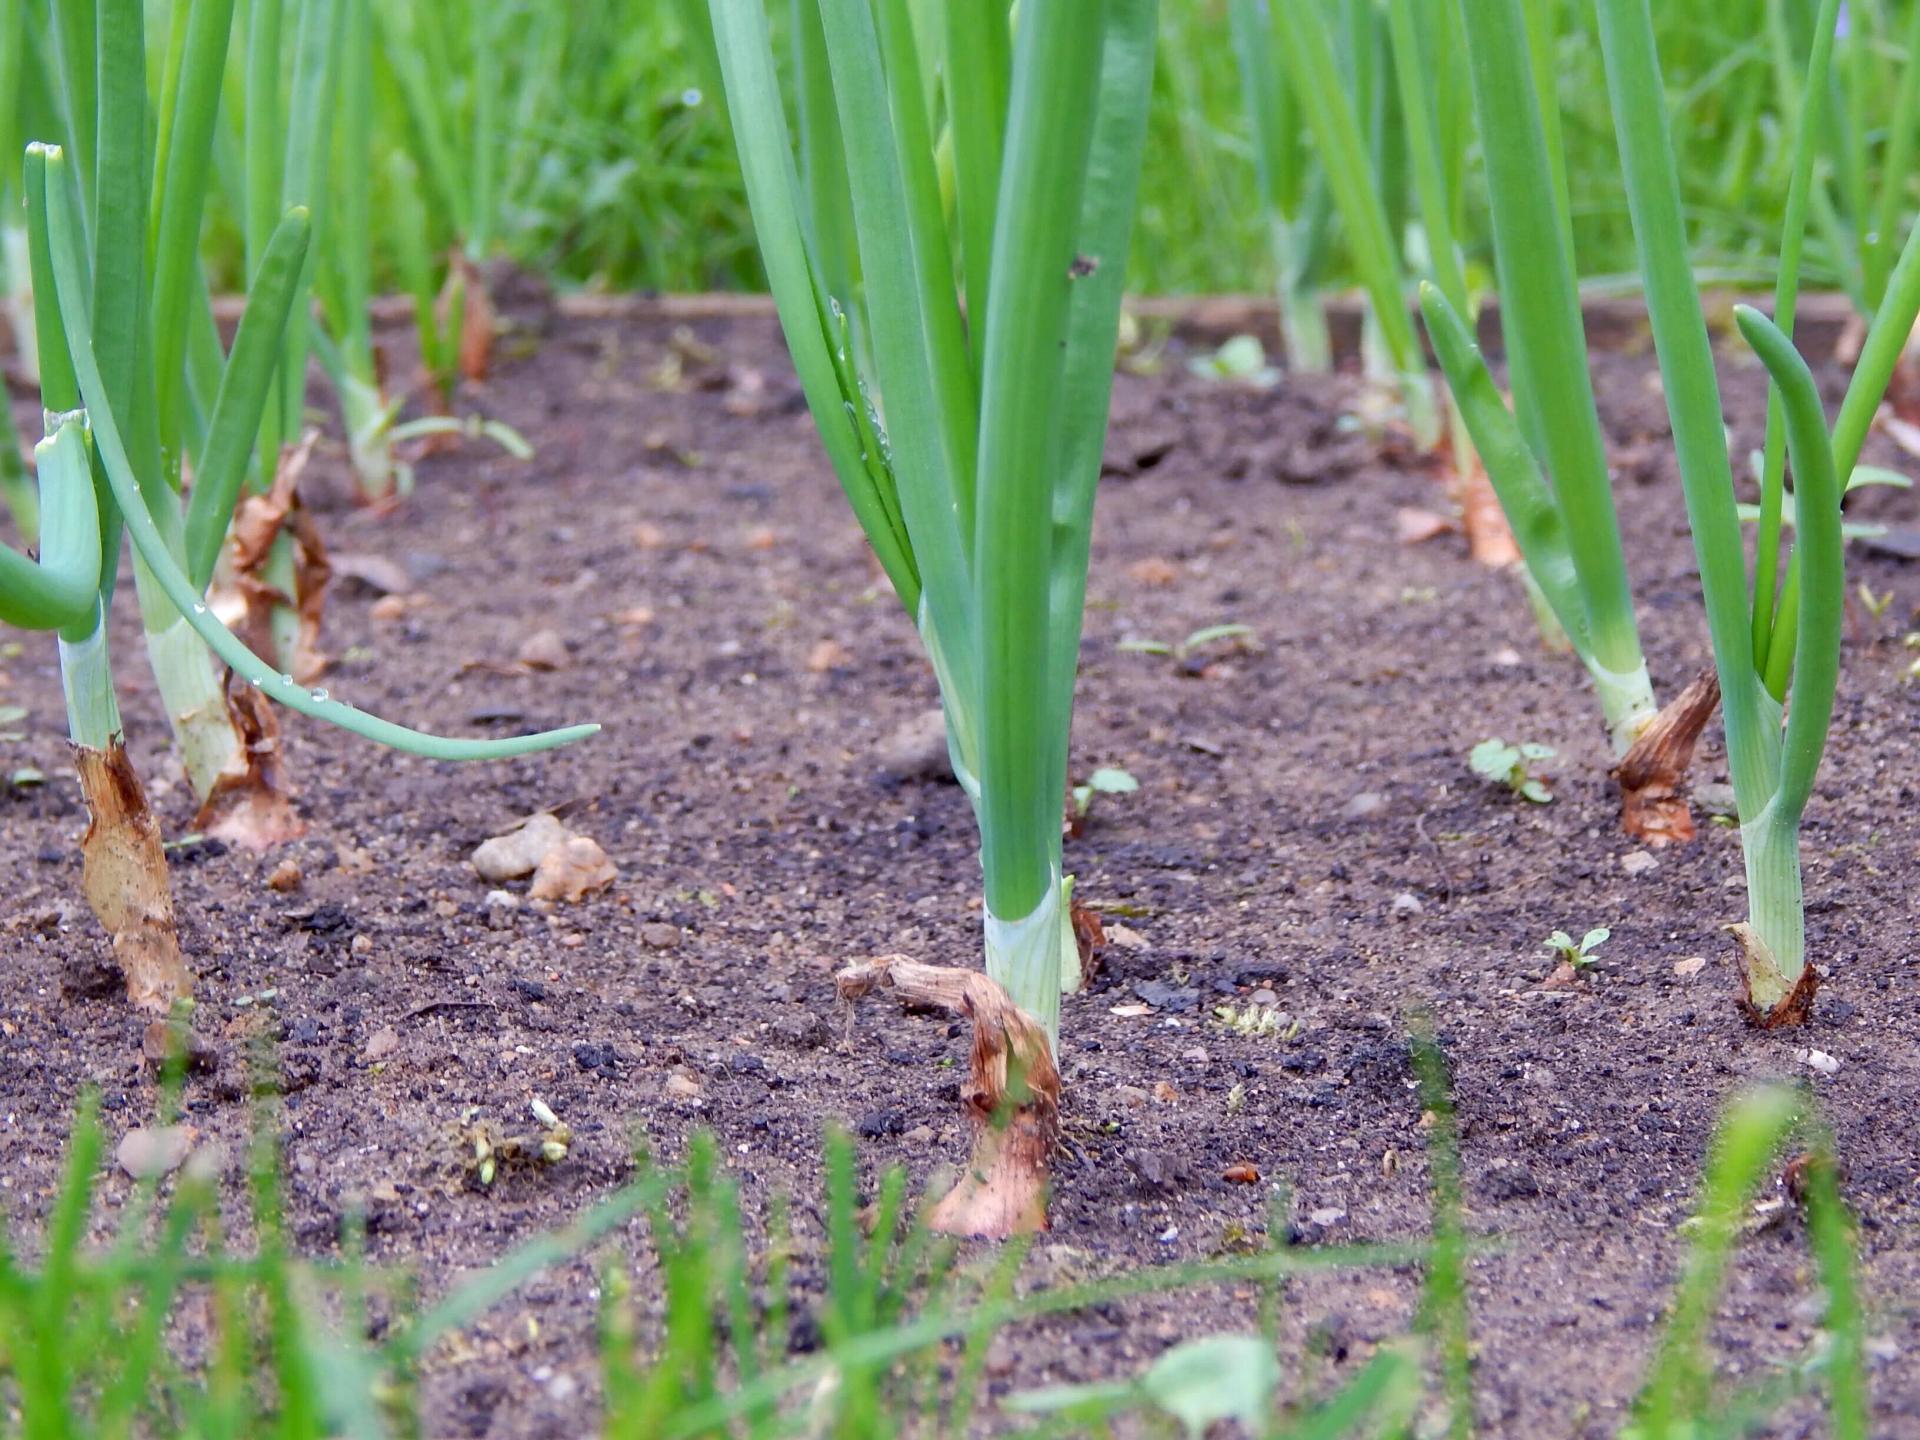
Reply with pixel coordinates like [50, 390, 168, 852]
[1634, 1087, 1799, 1433]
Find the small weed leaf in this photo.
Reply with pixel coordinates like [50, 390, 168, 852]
[1470, 738, 1556, 803]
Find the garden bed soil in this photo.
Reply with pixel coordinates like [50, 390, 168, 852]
[2, 307, 1918, 1437]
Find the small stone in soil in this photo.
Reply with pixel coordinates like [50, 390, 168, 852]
[769, 1010, 827, 1049]
[573, 1042, 622, 1074]
[1343, 791, 1387, 819]
[267, 859, 303, 892]
[485, 890, 520, 929]
[281, 1052, 323, 1092]
[473, 814, 568, 883]
[141, 1020, 218, 1075]
[363, 1026, 400, 1062]
[1133, 979, 1200, 1012]
[1620, 849, 1658, 877]
[295, 903, 354, 935]
[855, 1109, 905, 1138]
[640, 921, 681, 949]
[530, 835, 617, 904]
[117, 1125, 198, 1180]
[1126, 1148, 1188, 1193]
[1482, 1162, 1541, 1200]
[876, 708, 953, 782]
[517, 629, 570, 671]
[1391, 891, 1424, 917]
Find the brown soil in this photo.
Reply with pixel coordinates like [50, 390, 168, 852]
[2, 310, 1918, 1438]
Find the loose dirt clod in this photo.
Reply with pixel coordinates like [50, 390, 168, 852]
[472, 814, 570, 882]
[529, 836, 618, 903]
[116, 1125, 198, 1180]
[877, 708, 953, 781]
[836, 955, 1059, 1238]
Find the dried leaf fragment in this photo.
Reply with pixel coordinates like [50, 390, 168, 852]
[1395, 507, 1458, 545]
[76, 742, 190, 1013]
[1616, 669, 1720, 846]
[1453, 449, 1522, 566]
[1069, 900, 1106, 990]
[330, 552, 412, 595]
[1727, 922, 1821, 1028]
[194, 671, 306, 851]
[836, 956, 1059, 1237]
[226, 431, 332, 685]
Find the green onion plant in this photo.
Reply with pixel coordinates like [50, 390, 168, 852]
[1227, 0, 1335, 372]
[0, 0, 593, 1010]
[1438, 0, 1920, 1018]
[1420, 0, 1662, 763]
[314, 0, 532, 505]
[1596, 0, 1920, 1020]
[1230, 0, 1440, 448]
[711, 0, 1156, 1232]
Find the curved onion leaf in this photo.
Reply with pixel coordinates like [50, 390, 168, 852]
[41, 144, 597, 764]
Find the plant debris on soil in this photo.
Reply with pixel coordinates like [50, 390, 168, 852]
[2, 312, 1918, 1437]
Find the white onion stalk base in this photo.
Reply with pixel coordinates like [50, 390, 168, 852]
[145, 615, 244, 802]
[1588, 655, 1659, 757]
[1737, 806, 1808, 1017]
[984, 873, 1071, 1048]
[58, 614, 121, 747]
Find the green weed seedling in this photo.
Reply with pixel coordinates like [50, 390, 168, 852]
[1469, 738, 1556, 803]
[1545, 926, 1612, 972]
[1071, 766, 1140, 828]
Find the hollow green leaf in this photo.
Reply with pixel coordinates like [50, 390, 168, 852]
[44, 147, 598, 764]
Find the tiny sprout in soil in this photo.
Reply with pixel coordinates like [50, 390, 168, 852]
[1470, 738, 1556, 804]
[1545, 927, 1612, 971]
